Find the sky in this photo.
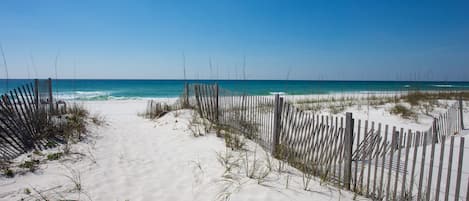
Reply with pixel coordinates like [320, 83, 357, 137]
[1, 0, 469, 81]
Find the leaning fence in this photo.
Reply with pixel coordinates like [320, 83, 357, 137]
[0, 78, 64, 160]
[182, 83, 468, 201]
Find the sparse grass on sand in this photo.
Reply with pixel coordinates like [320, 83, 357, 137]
[140, 100, 179, 119]
[292, 90, 468, 120]
[1, 103, 102, 178]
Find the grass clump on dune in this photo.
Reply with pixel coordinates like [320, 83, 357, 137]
[64, 104, 89, 139]
[2, 168, 14, 178]
[390, 104, 417, 120]
[18, 159, 40, 172]
[47, 152, 64, 161]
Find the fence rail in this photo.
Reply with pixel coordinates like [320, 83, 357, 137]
[182, 83, 468, 201]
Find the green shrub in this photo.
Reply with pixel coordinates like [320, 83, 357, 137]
[2, 168, 14, 178]
[62, 104, 89, 141]
[46, 141, 58, 147]
[24, 188, 31, 195]
[390, 104, 417, 120]
[405, 91, 427, 106]
[47, 152, 63, 161]
[33, 150, 43, 156]
[68, 104, 89, 119]
[224, 131, 245, 150]
[18, 159, 40, 172]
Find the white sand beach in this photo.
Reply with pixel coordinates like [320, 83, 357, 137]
[0, 93, 468, 201]
[2, 1, 469, 200]
[0, 99, 367, 201]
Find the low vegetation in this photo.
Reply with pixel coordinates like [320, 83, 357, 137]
[390, 104, 418, 120]
[293, 90, 468, 120]
[47, 152, 64, 161]
[2, 168, 14, 178]
[18, 159, 40, 172]
[1, 103, 103, 178]
[224, 129, 246, 150]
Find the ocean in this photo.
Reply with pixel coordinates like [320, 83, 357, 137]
[1, 79, 469, 100]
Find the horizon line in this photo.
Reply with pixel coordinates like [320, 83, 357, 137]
[0, 78, 468, 82]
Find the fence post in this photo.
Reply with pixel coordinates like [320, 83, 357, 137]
[344, 112, 354, 190]
[272, 94, 283, 156]
[194, 85, 202, 117]
[215, 83, 219, 124]
[454, 137, 465, 201]
[34, 79, 39, 110]
[184, 82, 189, 107]
[48, 78, 53, 113]
[459, 96, 464, 130]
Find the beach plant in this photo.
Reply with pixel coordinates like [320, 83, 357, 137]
[47, 152, 63, 161]
[90, 113, 106, 126]
[264, 151, 273, 172]
[224, 131, 246, 150]
[2, 168, 14, 178]
[24, 188, 31, 195]
[46, 140, 58, 147]
[254, 151, 274, 184]
[420, 101, 435, 116]
[255, 166, 271, 185]
[273, 144, 289, 174]
[188, 111, 205, 137]
[61, 103, 89, 143]
[18, 159, 40, 172]
[328, 103, 346, 114]
[236, 119, 259, 140]
[300, 158, 314, 191]
[214, 124, 225, 138]
[216, 150, 241, 175]
[53, 104, 89, 155]
[29, 186, 51, 201]
[244, 147, 259, 179]
[202, 118, 214, 134]
[215, 176, 242, 201]
[62, 164, 83, 194]
[68, 103, 89, 119]
[390, 104, 418, 120]
[405, 91, 426, 106]
[33, 150, 44, 156]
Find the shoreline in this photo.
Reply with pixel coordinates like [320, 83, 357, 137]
[57, 89, 469, 101]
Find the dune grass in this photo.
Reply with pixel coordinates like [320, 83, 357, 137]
[292, 90, 469, 119]
[1, 103, 100, 178]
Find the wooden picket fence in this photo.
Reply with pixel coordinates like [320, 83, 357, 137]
[0, 78, 64, 160]
[182, 83, 468, 201]
[351, 120, 467, 201]
[431, 101, 463, 143]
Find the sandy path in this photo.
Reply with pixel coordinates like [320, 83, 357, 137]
[81, 100, 225, 200]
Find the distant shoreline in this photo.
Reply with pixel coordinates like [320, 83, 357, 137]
[2, 79, 469, 100]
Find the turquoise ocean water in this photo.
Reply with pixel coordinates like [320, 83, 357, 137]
[1, 79, 469, 100]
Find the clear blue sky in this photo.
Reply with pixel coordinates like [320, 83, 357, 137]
[1, 0, 469, 81]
